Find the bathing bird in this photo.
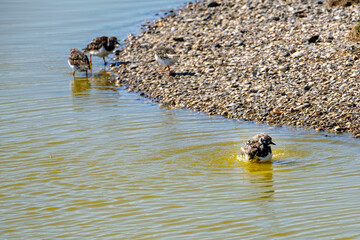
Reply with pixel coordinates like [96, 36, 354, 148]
[154, 45, 179, 76]
[240, 133, 276, 162]
[83, 36, 119, 66]
[68, 48, 90, 77]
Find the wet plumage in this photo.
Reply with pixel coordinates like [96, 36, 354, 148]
[154, 46, 179, 76]
[240, 133, 276, 162]
[83, 36, 119, 65]
[68, 48, 90, 77]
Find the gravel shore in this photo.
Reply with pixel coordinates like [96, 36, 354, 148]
[111, 0, 360, 137]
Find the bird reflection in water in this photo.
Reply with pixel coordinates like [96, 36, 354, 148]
[70, 77, 91, 95]
[70, 71, 116, 95]
[239, 160, 275, 200]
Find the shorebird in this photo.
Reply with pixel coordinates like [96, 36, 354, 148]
[83, 36, 119, 66]
[240, 133, 276, 162]
[154, 46, 179, 76]
[68, 48, 90, 77]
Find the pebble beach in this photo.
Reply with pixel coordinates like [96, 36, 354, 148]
[111, 0, 360, 137]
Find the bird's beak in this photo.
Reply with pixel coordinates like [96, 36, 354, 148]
[270, 141, 276, 145]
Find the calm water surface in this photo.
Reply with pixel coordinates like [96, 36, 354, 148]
[1, 0, 360, 239]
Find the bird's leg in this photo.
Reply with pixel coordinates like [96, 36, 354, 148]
[103, 57, 107, 66]
[167, 66, 173, 77]
[73, 71, 75, 77]
[158, 67, 167, 73]
[89, 55, 92, 67]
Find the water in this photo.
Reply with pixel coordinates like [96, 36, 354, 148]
[1, 0, 360, 239]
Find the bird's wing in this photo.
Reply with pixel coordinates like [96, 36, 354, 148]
[83, 36, 107, 51]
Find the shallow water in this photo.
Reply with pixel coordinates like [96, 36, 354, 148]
[1, 0, 360, 239]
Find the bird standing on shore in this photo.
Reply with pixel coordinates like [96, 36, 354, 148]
[83, 36, 119, 66]
[154, 46, 179, 76]
[68, 48, 90, 77]
[240, 133, 276, 162]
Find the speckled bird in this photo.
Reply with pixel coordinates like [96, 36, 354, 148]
[154, 46, 179, 76]
[240, 133, 276, 162]
[68, 48, 90, 77]
[83, 36, 119, 66]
